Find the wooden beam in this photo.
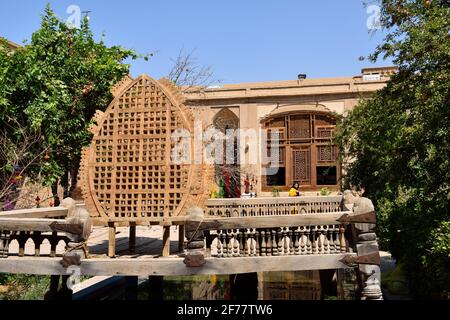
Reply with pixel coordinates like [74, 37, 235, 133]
[162, 226, 170, 257]
[0, 218, 67, 232]
[92, 216, 187, 227]
[129, 222, 136, 254]
[0, 207, 68, 219]
[108, 222, 116, 258]
[186, 212, 352, 232]
[0, 254, 355, 276]
[178, 225, 185, 252]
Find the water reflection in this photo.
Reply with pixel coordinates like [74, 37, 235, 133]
[135, 271, 354, 300]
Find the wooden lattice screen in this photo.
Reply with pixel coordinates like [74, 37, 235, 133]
[80, 75, 211, 225]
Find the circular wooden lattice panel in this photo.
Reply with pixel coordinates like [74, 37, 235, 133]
[80, 75, 208, 224]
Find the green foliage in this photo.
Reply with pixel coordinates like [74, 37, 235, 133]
[335, 0, 450, 298]
[320, 187, 331, 196]
[0, 5, 144, 190]
[381, 263, 410, 296]
[0, 274, 50, 300]
[271, 187, 280, 197]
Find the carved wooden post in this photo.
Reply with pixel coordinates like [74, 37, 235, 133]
[184, 207, 206, 267]
[108, 221, 116, 258]
[60, 198, 92, 260]
[353, 196, 383, 300]
[178, 224, 185, 252]
[32, 231, 43, 256]
[50, 232, 58, 257]
[161, 222, 171, 257]
[0, 231, 10, 258]
[17, 231, 27, 257]
[129, 222, 136, 254]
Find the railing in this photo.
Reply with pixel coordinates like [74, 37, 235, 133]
[185, 212, 351, 259]
[0, 230, 69, 258]
[0, 198, 91, 258]
[205, 196, 343, 217]
[211, 225, 348, 257]
[185, 193, 384, 300]
[202, 196, 348, 257]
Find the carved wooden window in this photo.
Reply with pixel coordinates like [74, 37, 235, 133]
[316, 125, 334, 140]
[292, 148, 311, 184]
[317, 145, 337, 163]
[262, 111, 339, 190]
[289, 115, 310, 139]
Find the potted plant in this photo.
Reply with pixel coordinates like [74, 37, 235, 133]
[272, 187, 280, 197]
[320, 187, 331, 196]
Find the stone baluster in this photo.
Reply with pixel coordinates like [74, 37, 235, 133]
[288, 229, 294, 255]
[249, 230, 256, 256]
[221, 231, 227, 256]
[305, 227, 311, 254]
[282, 228, 288, 255]
[323, 226, 329, 254]
[271, 230, 278, 256]
[216, 231, 223, 257]
[232, 230, 239, 257]
[227, 231, 233, 257]
[255, 230, 260, 256]
[260, 230, 266, 256]
[317, 228, 323, 254]
[266, 229, 272, 256]
[238, 230, 243, 257]
[243, 229, 249, 257]
[311, 227, 317, 254]
[247, 229, 253, 256]
[277, 229, 283, 255]
[293, 229, 299, 255]
[299, 227, 305, 255]
[334, 225, 341, 253]
[329, 226, 335, 254]
[340, 224, 347, 253]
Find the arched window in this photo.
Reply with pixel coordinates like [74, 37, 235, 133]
[213, 108, 240, 197]
[262, 110, 339, 191]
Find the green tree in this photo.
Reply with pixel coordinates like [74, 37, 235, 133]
[336, 0, 449, 298]
[0, 5, 146, 205]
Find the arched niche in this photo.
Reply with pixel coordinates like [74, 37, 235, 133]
[212, 108, 240, 198]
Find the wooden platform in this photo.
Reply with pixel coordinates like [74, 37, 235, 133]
[0, 254, 353, 276]
[0, 225, 354, 276]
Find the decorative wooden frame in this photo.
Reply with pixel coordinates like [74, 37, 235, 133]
[79, 75, 212, 226]
[261, 110, 340, 191]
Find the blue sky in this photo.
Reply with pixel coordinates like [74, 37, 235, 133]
[0, 0, 392, 84]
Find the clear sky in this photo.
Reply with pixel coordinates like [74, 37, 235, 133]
[0, 0, 393, 84]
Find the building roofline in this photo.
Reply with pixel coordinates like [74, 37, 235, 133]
[184, 66, 396, 99]
[184, 67, 396, 102]
[0, 37, 21, 50]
